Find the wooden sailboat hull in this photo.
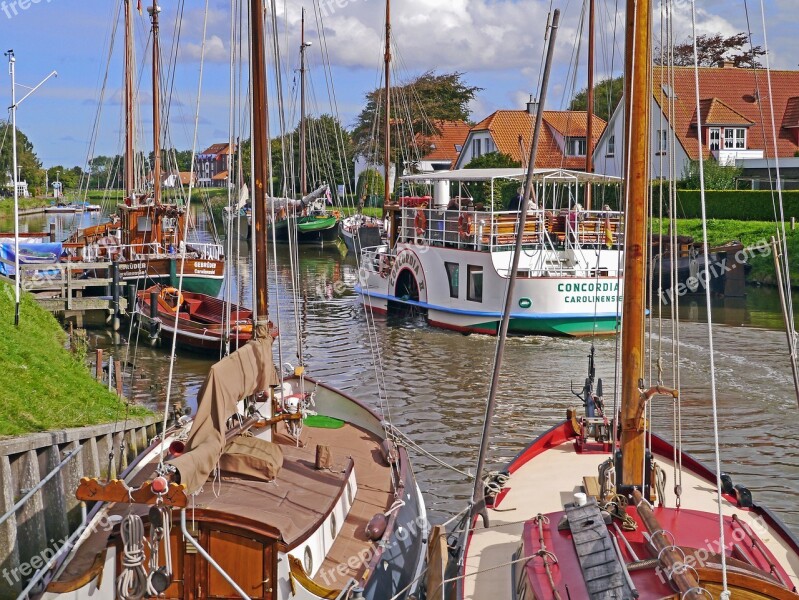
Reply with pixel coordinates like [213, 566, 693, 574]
[452, 421, 799, 599]
[116, 256, 225, 296]
[43, 378, 428, 600]
[339, 217, 384, 254]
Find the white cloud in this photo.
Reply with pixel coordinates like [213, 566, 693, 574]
[181, 35, 229, 63]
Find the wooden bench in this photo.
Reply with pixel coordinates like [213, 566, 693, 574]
[583, 475, 602, 501]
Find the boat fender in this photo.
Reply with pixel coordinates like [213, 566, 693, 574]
[734, 484, 753, 508]
[381, 440, 399, 466]
[720, 472, 734, 495]
[168, 440, 186, 457]
[365, 513, 388, 541]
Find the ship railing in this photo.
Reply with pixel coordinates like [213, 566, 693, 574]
[360, 244, 393, 277]
[398, 206, 624, 253]
[186, 242, 224, 260]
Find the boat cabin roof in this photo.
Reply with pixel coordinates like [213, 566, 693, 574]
[400, 167, 621, 184]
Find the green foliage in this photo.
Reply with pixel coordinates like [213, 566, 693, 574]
[462, 152, 520, 209]
[655, 32, 765, 68]
[352, 71, 481, 160]
[355, 168, 385, 202]
[669, 189, 799, 220]
[0, 283, 149, 436]
[0, 120, 43, 189]
[568, 76, 624, 123]
[678, 159, 742, 190]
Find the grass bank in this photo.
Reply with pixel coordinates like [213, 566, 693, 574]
[0, 282, 149, 437]
[654, 218, 796, 285]
[0, 197, 50, 219]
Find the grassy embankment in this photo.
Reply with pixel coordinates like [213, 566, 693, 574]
[0, 197, 50, 219]
[0, 281, 149, 437]
[652, 218, 799, 285]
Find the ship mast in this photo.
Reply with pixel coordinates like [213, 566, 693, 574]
[383, 0, 391, 211]
[250, 0, 270, 323]
[618, 0, 652, 493]
[149, 0, 162, 204]
[124, 0, 135, 199]
[584, 0, 595, 209]
[299, 9, 309, 197]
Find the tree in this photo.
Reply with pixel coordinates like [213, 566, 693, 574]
[463, 152, 520, 209]
[355, 168, 385, 203]
[351, 71, 482, 172]
[656, 32, 765, 69]
[0, 120, 43, 190]
[569, 76, 624, 123]
[678, 159, 742, 190]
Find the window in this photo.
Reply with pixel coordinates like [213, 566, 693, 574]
[657, 129, 668, 153]
[454, 144, 463, 152]
[467, 265, 483, 302]
[709, 127, 720, 151]
[722, 127, 745, 149]
[607, 134, 615, 157]
[473, 138, 482, 158]
[137, 216, 153, 232]
[445, 262, 459, 298]
[566, 137, 586, 157]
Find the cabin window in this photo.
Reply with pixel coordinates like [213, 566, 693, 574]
[304, 546, 313, 574]
[330, 513, 337, 538]
[445, 262, 459, 298]
[607, 134, 615, 157]
[709, 127, 720, 150]
[724, 127, 746, 149]
[467, 265, 483, 302]
[137, 216, 153, 232]
[566, 137, 586, 157]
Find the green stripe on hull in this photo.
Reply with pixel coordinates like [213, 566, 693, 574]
[170, 274, 224, 296]
[471, 316, 619, 337]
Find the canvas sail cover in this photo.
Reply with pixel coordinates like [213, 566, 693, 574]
[168, 324, 280, 493]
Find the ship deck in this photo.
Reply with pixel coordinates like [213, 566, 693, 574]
[463, 427, 799, 599]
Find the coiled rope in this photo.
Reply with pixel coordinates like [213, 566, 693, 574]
[117, 514, 147, 600]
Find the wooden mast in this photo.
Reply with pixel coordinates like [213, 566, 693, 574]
[250, 0, 270, 322]
[618, 0, 652, 492]
[299, 8, 308, 197]
[124, 0, 135, 199]
[584, 0, 595, 210]
[383, 0, 391, 212]
[149, 0, 162, 204]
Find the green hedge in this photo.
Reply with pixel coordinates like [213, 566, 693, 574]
[673, 190, 799, 221]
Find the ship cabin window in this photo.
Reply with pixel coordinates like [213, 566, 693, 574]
[137, 216, 153, 232]
[467, 265, 483, 302]
[445, 262, 459, 298]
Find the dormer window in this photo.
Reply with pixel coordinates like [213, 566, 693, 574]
[709, 128, 720, 150]
[566, 137, 586, 157]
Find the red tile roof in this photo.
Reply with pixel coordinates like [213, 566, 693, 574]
[653, 65, 799, 159]
[200, 143, 234, 156]
[417, 120, 471, 162]
[783, 97, 799, 129]
[692, 98, 753, 126]
[467, 110, 606, 169]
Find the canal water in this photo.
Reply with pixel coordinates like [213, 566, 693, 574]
[9, 210, 799, 530]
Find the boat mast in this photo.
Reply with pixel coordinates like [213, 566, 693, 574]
[124, 0, 135, 199]
[148, 0, 162, 204]
[584, 0, 594, 209]
[618, 0, 652, 492]
[299, 9, 308, 197]
[468, 10, 560, 527]
[250, 0, 270, 323]
[383, 0, 391, 210]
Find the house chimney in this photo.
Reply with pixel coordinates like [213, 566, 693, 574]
[719, 60, 736, 68]
[526, 95, 539, 115]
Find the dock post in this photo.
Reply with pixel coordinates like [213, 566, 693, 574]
[49, 222, 56, 242]
[792, 217, 796, 231]
[107, 358, 114, 391]
[126, 283, 137, 320]
[95, 348, 103, 380]
[115, 359, 124, 397]
[111, 261, 121, 331]
[149, 290, 160, 345]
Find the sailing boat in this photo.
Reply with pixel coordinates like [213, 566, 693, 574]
[39, 2, 427, 599]
[67, 0, 225, 296]
[266, 10, 340, 246]
[444, 4, 799, 600]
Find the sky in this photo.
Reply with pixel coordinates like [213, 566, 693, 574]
[0, 0, 795, 169]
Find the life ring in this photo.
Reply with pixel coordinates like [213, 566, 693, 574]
[160, 287, 184, 311]
[458, 213, 473, 239]
[414, 209, 427, 236]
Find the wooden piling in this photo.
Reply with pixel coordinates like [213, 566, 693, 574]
[115, 359, 123, 397]
[95, 348, 103, 380]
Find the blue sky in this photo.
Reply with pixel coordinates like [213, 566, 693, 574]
[1, 0, 793, 168]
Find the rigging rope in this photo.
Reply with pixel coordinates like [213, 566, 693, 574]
[117, 514, 147, 600]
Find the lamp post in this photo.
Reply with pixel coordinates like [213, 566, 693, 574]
[5, 49, 57, 326]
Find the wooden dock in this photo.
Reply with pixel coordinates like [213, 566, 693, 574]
[0, 257, 128, 326]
